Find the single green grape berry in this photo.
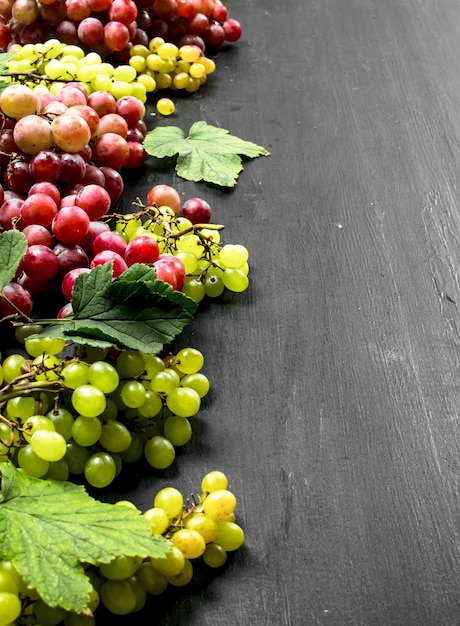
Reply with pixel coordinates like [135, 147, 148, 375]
[156, 97, 175, 115]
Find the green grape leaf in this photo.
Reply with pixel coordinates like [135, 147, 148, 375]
[0, 230, 28, 293]
[38, 263, 197, 354]
[0, 462, 170, 613]
[143, 121, 269, 187]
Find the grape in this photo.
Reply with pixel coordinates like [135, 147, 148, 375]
[222, 268, 249, 292]
[156, 97, 175, 115]
[164, 415, 192, 446]
[2, 354, 26, 382]
[52, 205, 90, 243]
[175, 347, 204, 374]
[87, 360, 119, 393]
[172, 528, 206, 559]
[0, 84, 39, 119]
[64, 612, 96, 626]
[22, 244, 59, 280]
[201, 470, 228, 493]
[151, 545, 185, 577]
[13, 114, 53, 154]
[65, 440, 90, 474]
[99, 420, 132, 452]
[165, 386, 201, 418]
[33, 599, 67, 625]
[47, 407, 74, 440]
[181, 197, 212, 224]
[166, 558, 193, 587]
[116, 349, 145, 378]
[135, 562, 168, 595]
[84, 451, 116, 488]
[143, 507, 169, 534]
[0, 591, 21, 625]
[144, 435, 175, 469]
[0, 282, 33, 318]
[100, 579, 137, 615]
[154, 486, 183, 518]
[17, 444, 50, 477]
[50, 114, 91, 152]
[99, 555, 142, 581]
[151, 369, 180, 395]
[213, 521, 245, 551]
[202, 542, 227, 568]
[30, 429, 67, 462]
[72, 415, 102, 446]
[71, 384, 106, 417]
[146, 184, 181, 215]
[202, 489, 237, 521]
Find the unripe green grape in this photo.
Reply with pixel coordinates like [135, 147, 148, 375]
[99, 420, 132, 453]
[46, 407, 74, 440]
[87, 361, 119, 394]
[180, 372, 210, 398]
[219, 243, 248, 268]
[172, 528, 206, 559]
[64, 440, 90, 474]
[116, 350, 145, 378]
[44, 458, 69, 481]
[6, 396, 37, 421]
[181, 277, 206, 302]
[154, 486, 183, 518]
[184, 513, 217, 544]
[64, 613, 96, 626]
[2, 354, 26, 383]
[0, 365, 3, 386]
[144, 436, 175, 469]
[202, 543, 227, 568]
[166, 386, 201, 418]
[99, 555, 143, 581]
[17, 444, 49, 477]
[100, 579, 137, 615]
[137, 389, 163, 418]
[175, 250, 198, 274]
[214, 521, 245, 551]
[151, 369, 180, 395]
[143, 354, 165, 378]
[23, 414, 55, 442]
[14, 323, 43, 344]
[33, 599, 66, 625]
[175, 347, 204, 374]
[128, 574, 147, 612]
[204, 273, 225, 297]
[31, 429, 67, 462]
[201, 470, 228, 493]
[99, 397, 119, 421]
[84, 452, 116, 488]
[120, 431, 145, 463]
[0, 567, 19, 595]
[0, 591, 21, 625]
[135, 562, 168, 595]
[151, 545, 184, 576]
[32, 353, 61, 381]
[120, 380, 147, 408]
[222, 268, 249, 293]
[163, 415, 192, 446]
[78, 345, 108, 363]
[176, 234, 203, 257]
[71, 384, 106, 417]
[143, 507, 169, 534]
[202, 490, 237, 521]
[166, 558, 193, 587]
[61, 362, 90, 389]
[72, 416, 102, 447]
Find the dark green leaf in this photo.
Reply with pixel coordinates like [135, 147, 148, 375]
[143, 121, 269, 187]
[0, 230, 28, 292]
[0, 463, 170, 613]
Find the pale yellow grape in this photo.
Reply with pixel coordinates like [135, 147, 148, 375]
[92, 74, 113, 92]
[172, 529, 206, 559]
[199, 75, 207, 86]
[76, 64, 99, 83]
[143, 507, 169, 534]
[201, 470, 228, 493]
[155, 73, 172, 89]
[44, 60, 68, 80]
[0, 84, 39, 119]
[113, 64, 137, 82]
[179, 45, 201, 63]
[137, 74, 157, 92]
[130, 82, 147, 103]
[159, 59, 175, 74]
[175, 251, 198, 274]
[201, 57, 216, 74]
[173, 72, 189, 89]
[202, 489, 237, 521]
[130, 44, 149, 58]
[166, 559, 193, 587]
[149, 36, 165, 51]
[85, 52, 102, 64]
[156, 97, 175, 115]
[49, 81, 66, 95]
[62, 44, 85, 59]
[157, 42, 179, 59]
[151, 546, 185, 576]
[129, 55, 146, 73]
[146, 53, 163, 71]
[185, 77, 201, 93]
[189, 62, 206, 79]
[109, 81, 133, 99]
[42, 38, 64, 58]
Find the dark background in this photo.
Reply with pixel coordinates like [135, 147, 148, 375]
[107, 1, 460, 624]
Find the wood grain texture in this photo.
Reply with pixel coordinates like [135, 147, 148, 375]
[104, 1, 460, 624]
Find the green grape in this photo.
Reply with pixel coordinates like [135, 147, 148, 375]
[72, 416, 102, 447]
[64, 440, 90, 474]
[166, 558, 193, 587]
[201, 470, 228, 493]
[175, 250, 198, 274]
[213, 521, 245, 551]
[113, 64, 137, 82]
[153, 486, 183, 518]
[202, 543, 227, 568]
[87, 361, 119, 394]
[14, 323, 44, 344]
[156, 97, 175, 115]
[172, 528, 206, 559]
[175, 347, 204, 374]
[2, 354, 26, 383]
[23, 415, 55, 443]
[180, 372, 210, 398]
[165, 386, 201, 418]
[151, 545, 184, 576]
[163, 415, 192, 446]
[44, 458, 69, 481]
[84, 452, 116, 488]
[204, 273, 225, 297]
[99, 421, 132, 453]
[219, 243, 248, 268]
[144, 436, 175, 469]
[113, 452, 123, 476]
[40, 337, 66, 356]
[120, 380, 147, 408]
[71, 384, 106, 417]
[99, 397, 119, 421]
[143, 507, 169, 534]
[120, 431, 145, 463]
[61, 362, 90, 389]
[0, 565, 19, 595]
[143, 354, 165, 378]
[0, 591, 21, 626]
[31, 429, 67, 462]
[46, 407, 74, 440]
[126, 574, 147, 612]
[181, 277, 206, 302]
[116, 350, 145, 378]
[6, 396, 37, 421]
[184, 513, 217, 544]
[33, 353, 61, 381]
[17, 444, 49, 478]
[64, 613, 96, 626]
[202, 490, 237, 521]
[99, 555, 143, 581]
[137, 389, 163, 418]
[33, 599, 67, 625]
[0, 364, 3, 386]
[176, 234, 203, 257]
[222, 268, 249, 293]
[78, 346, 108, 363]
[150, 369, 180, 395]
[135, 562, 168, 595]
[100, 579, 137, 615]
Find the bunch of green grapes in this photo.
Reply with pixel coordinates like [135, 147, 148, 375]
[0, 335, 210, 488]
[3, 37, 216, 104]
[0, 471, 244, 625]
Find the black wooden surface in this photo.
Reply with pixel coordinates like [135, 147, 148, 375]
[104, 1, 460, 624]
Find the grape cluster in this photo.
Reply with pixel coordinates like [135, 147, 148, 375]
[0, 338, 209, 487]
[0, 471, 243, 624]
[3, 37, 216, 101]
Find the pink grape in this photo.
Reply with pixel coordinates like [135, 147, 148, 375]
[92, 231, 127, 256]
[59, 153, 86, 184]
[75, 184, 111, 220]
[92, 133, 129, 169]
[87, 91, 117, 116]
[13, 115, 53, 154]
[77, 16, 104, 45]
[125, 235, 160, 266]
[62, 267, 91, 300]
[64, 105, 100, 136]
[90, 250, 128, 277]
[52, 205, 90, 243]
[23, 224, 53, 248]
[53, 242, 89, 277]
[103, 20, 130, 51]
[115, 95, 145, 127]
[0, 282, 33, 317]
[146, 184, 181, 215]
[100, 166, 124, 201]
[21, 193, 58, 227]
[50, 115, 91, 153]
[22, 244, 59, 280]
[79, 219, 110, 256]
[28, 182, 61, 205]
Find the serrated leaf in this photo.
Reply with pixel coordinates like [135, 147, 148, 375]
[0, 463, 170, 613]
[0, 230, 28, 292]
[143, 121, 269, 187]
[38, 263, 197, 354]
